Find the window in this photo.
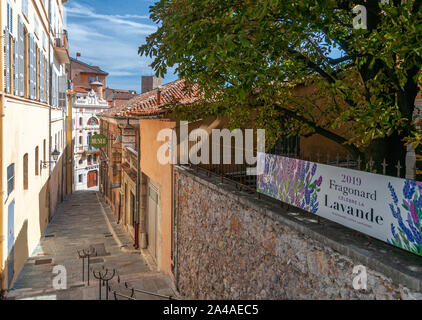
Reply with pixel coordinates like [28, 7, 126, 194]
[79, 117, 82, 126]
[79, 158, 83, 165]
[7, 164, 15, 195]
[93, 154, 97, 162]
[35, 146, 39, 176]
[24, 27, 29, 98]
[23, 153, 28, 190]
[88, 155, 92, 164]
[87, 117, 99, 126]
[79, 136, 82, 145]
[78, 174, 82, 183]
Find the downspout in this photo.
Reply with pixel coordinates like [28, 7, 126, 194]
[0, 5, 5, 292]
[127, 118, 140, 249]
[48, 0, 52, 221]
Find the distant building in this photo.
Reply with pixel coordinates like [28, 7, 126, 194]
[141, 76, 162, 94]
[69, 58, 110, 191]
[104, 88, 138, 107]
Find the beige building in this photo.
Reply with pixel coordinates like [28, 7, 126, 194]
[0, 0, 70, 291]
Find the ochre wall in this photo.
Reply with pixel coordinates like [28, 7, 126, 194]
[140, 119, 176, 276]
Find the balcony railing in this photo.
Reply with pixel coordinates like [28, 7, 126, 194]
[54, 30, 70, 64]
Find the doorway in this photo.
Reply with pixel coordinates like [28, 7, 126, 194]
[147, 181, 159, 261]
[87, 170, 98, 188]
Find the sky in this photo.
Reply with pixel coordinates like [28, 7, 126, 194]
[64, 0, 178, 92]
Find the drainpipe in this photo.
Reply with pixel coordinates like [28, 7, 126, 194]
[48, 0, 52, 221]
[127, 118, 140, 249]
[0, 10, 5, 292]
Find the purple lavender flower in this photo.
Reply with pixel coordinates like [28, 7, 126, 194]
[388, 182, 398, 204]
[316, 176, 322, 187]
[417, 195, 422, 211]
[311, 163, 317, 176]
[305, 162, 310, 173]
[407, 213, 422, 245]
[389, 203, 399, 219]
[398, 215, 415, 243]
[305, 189, 311, 205]
[409, 201, 420, 229]
[403, 180, 416, 200]
[391, 223, 397, 239]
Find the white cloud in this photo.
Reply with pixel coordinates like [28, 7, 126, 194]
[65, 1, 160, 90]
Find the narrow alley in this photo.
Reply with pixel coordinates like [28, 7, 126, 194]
[5, 191, 176, 300]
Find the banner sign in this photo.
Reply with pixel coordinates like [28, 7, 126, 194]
[257, 153, 422, 256]
[90, 134, 108, 149]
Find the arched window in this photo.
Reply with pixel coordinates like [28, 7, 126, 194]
[87, 117, 99, 126]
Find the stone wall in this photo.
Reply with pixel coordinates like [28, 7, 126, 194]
[174, 166, 422, 300]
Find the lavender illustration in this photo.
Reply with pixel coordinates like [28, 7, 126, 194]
[388, 180, 422, 255]
[257, 154, 322, 214]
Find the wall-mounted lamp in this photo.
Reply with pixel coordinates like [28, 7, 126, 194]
[41, 149, 61, 170]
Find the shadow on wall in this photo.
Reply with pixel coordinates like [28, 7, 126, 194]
[5, 220, 28, 290]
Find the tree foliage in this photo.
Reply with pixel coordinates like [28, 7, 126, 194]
[140, 0, 422, 174]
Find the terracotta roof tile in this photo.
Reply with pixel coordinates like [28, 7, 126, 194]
[74, 86, 89, 93]
[99, 79, 200, 118]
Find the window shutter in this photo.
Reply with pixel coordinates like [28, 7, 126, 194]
[28, 35, 32, 99]
[14, 37, 18, 95]
[40, 50, 44, 103]
[32, 40, 37, 100]
[46, 62, 50, 105]
[18, 16, 24, 97]
[9, 6, 13, 35]
[22, 0, 28, 19]
[6, 3, 13, 34]
[4, 31, 10, 94]
[29, 34, 34, 100]
[7, 3, 10, 31]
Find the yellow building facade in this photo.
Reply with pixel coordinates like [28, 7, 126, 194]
[1, 0, 70, 291]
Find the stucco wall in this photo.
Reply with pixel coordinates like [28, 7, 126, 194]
[2, 98, 66, 289]
[140, 119, 176, 275]
[174, 166, 422, 300]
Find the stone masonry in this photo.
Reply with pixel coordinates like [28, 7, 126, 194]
[174, 166, 422, 300]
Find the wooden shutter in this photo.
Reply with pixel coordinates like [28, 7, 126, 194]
[28, 34, 32, 99]
[7, 3, 13, 34]
[14, 37, 18, 95]
[4, 31, 10, 94]
[29, 34, 34, 100]
[22, 0, 28, 19]
[7, 3, 10, 31]
[46, 61, 49, 105]
[40, 50, 44, 103]
[18, 16, 24, 97]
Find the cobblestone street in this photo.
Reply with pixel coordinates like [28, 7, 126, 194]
[5, 191, 176, 300]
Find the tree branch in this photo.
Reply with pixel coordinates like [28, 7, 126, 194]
[273, 103, 362, 158]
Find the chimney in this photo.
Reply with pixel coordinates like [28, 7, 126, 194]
[76, 52, 81, 60]
[156, 87, 162, 105]
[142, 76, 162, 94]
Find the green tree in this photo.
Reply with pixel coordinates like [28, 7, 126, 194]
[140, 0, 422, 177]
